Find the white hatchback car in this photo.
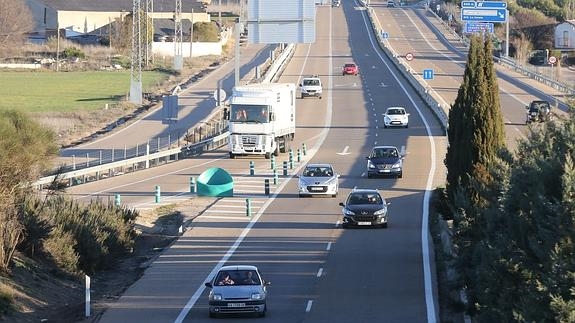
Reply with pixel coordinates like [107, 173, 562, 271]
[383, 106, 409, 128]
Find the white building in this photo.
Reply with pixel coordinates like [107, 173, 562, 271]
[25, 0, 210, 40]
[555, 20, 575, 49]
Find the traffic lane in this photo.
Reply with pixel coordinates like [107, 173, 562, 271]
[409, 7, 572, 113]
[60, 43, 273, 158]
[377, 6, 556, 151]
[98, 215, 266, 323]
[181, 192, 343, 322]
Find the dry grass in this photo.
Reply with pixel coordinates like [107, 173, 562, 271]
[2, 38, 233, 148]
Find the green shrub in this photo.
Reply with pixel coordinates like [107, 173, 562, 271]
[19, 195, 137, 275]
[43, 226, 80, 274]
[62, 47, 85, 59]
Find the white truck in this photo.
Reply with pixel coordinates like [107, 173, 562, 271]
[227, 83, 296, 159]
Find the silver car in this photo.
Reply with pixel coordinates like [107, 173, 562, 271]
[205, 265, 270, 318]
[297, 163, 339, 197]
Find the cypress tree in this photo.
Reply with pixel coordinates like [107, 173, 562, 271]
[445, 34, 506, 204]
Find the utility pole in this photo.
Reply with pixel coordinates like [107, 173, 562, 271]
[174, 0, 183, 71]
[130, 0, 143, 104]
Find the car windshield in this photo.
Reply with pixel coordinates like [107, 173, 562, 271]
[345, 64, 356, 68]
[303, 166, 333, 177]
[303, 79, 320, 86]
[387, 108, 405, 115]
[216, 270, 260, 286]
[348, 193, 382, 205]
[371, 148, 398, 158]
[530, 102, 549, 113]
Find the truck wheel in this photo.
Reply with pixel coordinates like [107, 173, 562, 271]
[229, 153, 235, 159]
[265, 152, 271, 159]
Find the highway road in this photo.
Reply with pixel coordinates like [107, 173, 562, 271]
[371, 1, 571, 150]
[59, 42, 278, 162]
[66, 1, 573, 323]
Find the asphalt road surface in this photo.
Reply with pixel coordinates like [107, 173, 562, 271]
[67, 1, 572, 323]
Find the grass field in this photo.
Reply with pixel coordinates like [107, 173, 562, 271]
[0, 70, 171, 113]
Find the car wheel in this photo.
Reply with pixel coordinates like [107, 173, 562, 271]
[332, 193, 337, 198]
[367, 173, 373, 178]
[384, 124, 388, 128]
[405, 124, 409, 128]
[209, 312, 217, 318]
[342, 223, 349, 229]
[229, 153, 235, 159]
[301, 94, 305, 99]
[398, 172, 403, 179]
[381, 223, 388, 229]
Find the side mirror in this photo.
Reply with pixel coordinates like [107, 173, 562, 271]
[336, 174, 340, 178]
[339, 202, 345, 207]
[386, 202, 391, 206]
[365, 156, 370, 160]
[205, 282, 213, 288]
[299, 83, 302, 87]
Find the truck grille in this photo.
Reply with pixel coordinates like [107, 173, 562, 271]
[242, 136, 257, 144]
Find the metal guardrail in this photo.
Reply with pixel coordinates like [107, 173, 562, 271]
[36, 43, 297, 189]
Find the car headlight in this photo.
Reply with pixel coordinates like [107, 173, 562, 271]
[251, 293, 262, 300]
[393, 161, 402, 169]
[211, 294, 222, 301]
[367, 160, 375, 169]
[374, 208, 387, 215]
[343, 208, 355, 216]
[325, 178, 337, 186]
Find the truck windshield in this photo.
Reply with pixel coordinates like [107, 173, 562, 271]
[230, 104, 270, 123]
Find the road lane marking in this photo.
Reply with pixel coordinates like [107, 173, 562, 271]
[326, 242, 332, 251]
[359, 3, 438, 322]
[306, 300, 313, 312]
[317, 268, 324, 277]
[174, 7, 337, 322]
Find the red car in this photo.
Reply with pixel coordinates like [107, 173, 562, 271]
[342, 63, 359, 75]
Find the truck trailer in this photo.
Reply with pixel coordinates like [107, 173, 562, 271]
[227, 83, 296, 159]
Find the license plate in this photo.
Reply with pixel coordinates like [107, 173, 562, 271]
[379, 170, 390, 173]
[227, 303, 246, 308]
[358, 222, 371, 225]
[310, 187, 323, 191]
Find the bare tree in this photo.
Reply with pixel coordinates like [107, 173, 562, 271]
[0, 0, 35, 48]
[511, 31, 533, 64]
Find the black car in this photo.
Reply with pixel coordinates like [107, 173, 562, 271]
[339, 189, 390, 228]
[525, 100, 551, 123]
[366, 146, 403, 178]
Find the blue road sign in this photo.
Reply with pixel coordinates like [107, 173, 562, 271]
[461, 8, 507, 22]
[462, 1, 507, 8]
[476, 1, 507, 8]
[423, 69, 434, 80]
[465, 22, 494, 34]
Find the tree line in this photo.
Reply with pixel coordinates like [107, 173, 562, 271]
[443, 34, 575, 322]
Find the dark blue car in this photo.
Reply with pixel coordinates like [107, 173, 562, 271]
[366, 146, 403, 178]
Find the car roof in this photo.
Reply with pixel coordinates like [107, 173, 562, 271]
[219, 265, 258, 272]
[372, 145, 399, 150]
[386, 106, 405, 111]
[305, 163, 333, 168]
[350, 188, 381, 194]
[344, 63, 356, 66]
